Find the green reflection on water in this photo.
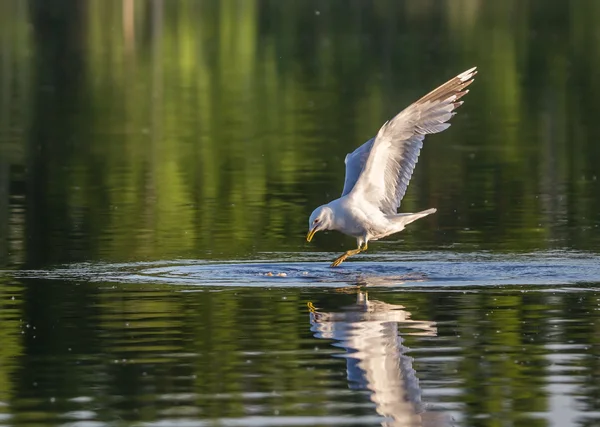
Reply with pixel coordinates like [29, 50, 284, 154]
[0, 276, 23, 411]
[0, 281, 599, 425]
[1, 1, 600, 424]
[1, 0, 600, 268]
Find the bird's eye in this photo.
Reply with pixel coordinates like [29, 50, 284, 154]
[314, 218, 320, 223]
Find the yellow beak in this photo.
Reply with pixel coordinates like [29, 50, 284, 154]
[306, 227, 317, 242]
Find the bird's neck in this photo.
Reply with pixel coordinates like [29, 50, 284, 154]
[328, 212, 345, 231]
[324, 201, 344, 231]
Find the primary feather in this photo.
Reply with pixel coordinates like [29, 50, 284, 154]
[342, 67, 476, 214]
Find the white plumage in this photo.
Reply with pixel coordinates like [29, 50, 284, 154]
[307, 67, 477, 267]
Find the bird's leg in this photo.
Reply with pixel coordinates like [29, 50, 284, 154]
[330, 249, 360, 267]
[330, 242, 368, 268]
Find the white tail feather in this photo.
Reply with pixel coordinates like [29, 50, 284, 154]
[390, 208, 437, 228]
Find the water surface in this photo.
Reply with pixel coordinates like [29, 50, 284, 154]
[1, 1, 600, 426]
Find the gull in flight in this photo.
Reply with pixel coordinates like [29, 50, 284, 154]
[306, 67, 477, 267]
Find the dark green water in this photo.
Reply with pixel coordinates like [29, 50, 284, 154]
[1, 1, 600, 426]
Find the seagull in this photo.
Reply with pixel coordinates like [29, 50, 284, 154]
[306, 67, 477, 267]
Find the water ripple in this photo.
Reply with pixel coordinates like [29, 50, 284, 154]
[4, 251, 600, 288]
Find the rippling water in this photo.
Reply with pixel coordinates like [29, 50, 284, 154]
[2, 0, 600, 426]
[9, 251, 600, 288]
[2, 252, 600, 426]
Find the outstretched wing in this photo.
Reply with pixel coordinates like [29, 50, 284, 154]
[348, 67, 476, 214]
[341, 137, 374, 196]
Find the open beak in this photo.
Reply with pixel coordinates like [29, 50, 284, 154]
[306, 227, 317, 242]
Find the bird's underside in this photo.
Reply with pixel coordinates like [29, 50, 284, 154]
[316, 67, 477, 267]
[329, 208, 438, 267]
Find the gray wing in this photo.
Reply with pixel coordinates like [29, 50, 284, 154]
[341, 137, 375, 196]
[350, 67, 477, 214]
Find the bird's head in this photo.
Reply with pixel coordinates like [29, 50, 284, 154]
[306, 205, 334, 242]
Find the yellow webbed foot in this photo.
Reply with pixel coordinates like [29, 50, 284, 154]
[330, 254, 348, 267]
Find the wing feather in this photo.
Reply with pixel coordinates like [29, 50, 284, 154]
[340, 137, 374, 196]
[346, 67, 476, 214]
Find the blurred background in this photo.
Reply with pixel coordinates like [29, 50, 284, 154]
[1, 0, 600, 270]
[1, 2, 600, 426]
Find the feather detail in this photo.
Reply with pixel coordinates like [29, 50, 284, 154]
[340, 67, 476, 213]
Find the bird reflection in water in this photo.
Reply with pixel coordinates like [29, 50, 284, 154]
[309, 290, 452, 427]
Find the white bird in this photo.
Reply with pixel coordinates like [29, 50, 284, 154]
[306, 67, 477, 267]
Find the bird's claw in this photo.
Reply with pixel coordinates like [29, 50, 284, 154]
[330, 255, 347, 267]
